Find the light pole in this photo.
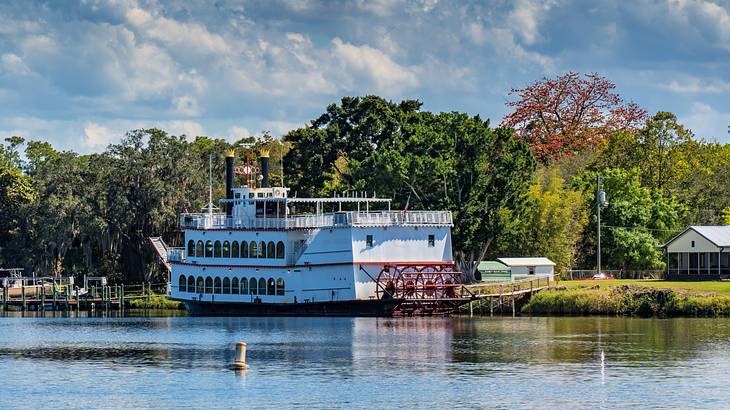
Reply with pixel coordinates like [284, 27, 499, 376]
[596, 176, 608, 275]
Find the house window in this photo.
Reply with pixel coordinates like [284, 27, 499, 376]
[428, 235, 435, 247]
[691, 240, 695, 247]
[366, 235, 373, 247]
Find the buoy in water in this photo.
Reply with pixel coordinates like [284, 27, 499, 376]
[232, 342, 249, 369]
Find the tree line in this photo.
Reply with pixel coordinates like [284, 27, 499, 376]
[1, 72, 729, 283]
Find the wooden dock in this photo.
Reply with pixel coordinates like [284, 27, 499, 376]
[1, 281, 166, 312]
[461, 275, 554, 316]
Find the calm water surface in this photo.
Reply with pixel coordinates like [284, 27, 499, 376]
[1, 312, 729, 409]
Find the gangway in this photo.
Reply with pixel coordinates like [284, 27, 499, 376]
[148, 237, 171, 273]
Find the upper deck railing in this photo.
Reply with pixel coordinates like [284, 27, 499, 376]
[179, 210, 453, 230]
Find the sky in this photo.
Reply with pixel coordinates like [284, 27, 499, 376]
[0, 0, 729, 152]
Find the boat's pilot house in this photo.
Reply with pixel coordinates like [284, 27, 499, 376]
[231, 187, 289, 219]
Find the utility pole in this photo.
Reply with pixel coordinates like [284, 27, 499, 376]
[596, 176, 608, 275]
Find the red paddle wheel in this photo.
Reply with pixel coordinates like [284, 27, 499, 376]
[375, 263, 470, 315]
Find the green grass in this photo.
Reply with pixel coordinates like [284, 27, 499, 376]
[128, 293, 185, 310]
[561, 279, 730, 296]
[523, 281, 730, 317]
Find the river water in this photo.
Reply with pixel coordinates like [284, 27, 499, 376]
[1, 313, 728, 409]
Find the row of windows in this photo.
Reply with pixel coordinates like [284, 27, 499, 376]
[187, 240, 284, 259]
[179, 275, 285, 296]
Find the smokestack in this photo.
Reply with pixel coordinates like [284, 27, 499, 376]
[260, 149, 270, 188]
[225, 149, 234, 216]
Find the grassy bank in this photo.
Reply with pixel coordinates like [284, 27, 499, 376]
[128, 293, 185, 310]
[523, 282, 730, 317]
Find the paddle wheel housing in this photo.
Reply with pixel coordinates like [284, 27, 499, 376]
[375, 263, 471, 315]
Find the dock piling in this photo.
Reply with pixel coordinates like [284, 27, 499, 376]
[21, 282, 26, 311]
[232, 342, 249, 369]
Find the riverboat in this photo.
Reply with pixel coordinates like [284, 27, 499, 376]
[153, 149, 463, 316]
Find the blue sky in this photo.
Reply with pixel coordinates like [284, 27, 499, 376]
[0, 0, 728, 152]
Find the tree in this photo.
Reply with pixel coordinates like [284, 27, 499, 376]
[574, 168, 685, 270]
[502, 72, 647, 162]
[0, 163, 36, 267]
[515, 167, 588, 273]
[284, 97, 537, 281]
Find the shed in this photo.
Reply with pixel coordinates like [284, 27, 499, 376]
[477, 261, 511, 282]
[497, 257, 555, 278]
[662, 226, 730, 279]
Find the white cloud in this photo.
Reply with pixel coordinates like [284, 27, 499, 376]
[665, 78, 730, 94]
[0, 53, 32, 75]
[507, 0, 554, 45]
[172, 95, 201, 116]
[228, 126, 252, 141]
[83, 122, 117, 150]
[680, 102, 730, 141]
[331, 38, 419, 94]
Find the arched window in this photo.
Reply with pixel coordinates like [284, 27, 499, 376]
[267, 242, 275, 259]
[231, 277, 239, 294]
[214, 277, 222, 294]
[259, 241, 266, 258]
[205, 276, 213, 293]
[223, 241, 231, 258]
[267, 278, 275, 295]
[196, 241, 204, 257]
[179, 275, 187, 292]
[276, 278, 285, 295]
[231, 241, 239, 258]
[249, 241, 257, 258]
[258, 278, 267, 295]
[187, 275, 195, 292]
[249, 278, 257, 295]
[196, 276, 204, 293]
[240, 241, 247, 258]
[222, 277, 230, 294]
[241, 277, 248, 294]
[214, 241, 222, 257]
[205, 241, 213, 257]
[187, 240, 195, 256]
[276, 241, 285, 259]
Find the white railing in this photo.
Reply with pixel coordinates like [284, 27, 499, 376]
[167, 247, 186, 262]
[179, 211, 453, 230]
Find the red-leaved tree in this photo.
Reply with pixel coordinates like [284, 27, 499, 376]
[502, 72, 647, 162]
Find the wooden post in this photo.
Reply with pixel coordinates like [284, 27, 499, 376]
[2, 286, 7, 311]
[120, 284, 125, 312]
[75, 286, 80, 315]
[511, 295, 516, 317]
[52, 279, 57, 311]
[147, 282, 151, 303]
[469, 300, 473, 317]
[65, 284, 70, 312]
[21, 281, 26, 311]
[489, 297, 493, 317]
[41, 282, 46, 312]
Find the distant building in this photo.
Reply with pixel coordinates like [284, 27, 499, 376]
[662, 226, 730, 279]
[478, 257, 555, 282]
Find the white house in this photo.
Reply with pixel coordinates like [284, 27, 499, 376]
[497, 257, 555, 280]
[662, 225, 730, 279]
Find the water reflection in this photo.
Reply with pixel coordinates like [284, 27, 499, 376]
[1, 315, 729, 408]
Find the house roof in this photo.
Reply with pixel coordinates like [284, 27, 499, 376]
[663, 225, 730, 248]
[497, 257, 555, 267]
[478, 261, 509, 271]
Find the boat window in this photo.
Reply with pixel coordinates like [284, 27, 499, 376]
[267, 241, 275, 259]
[259, 241, 266, 258]
[222, 277, 230, 294]
[232, 241, 239, 258]
[276, 278, 285, 295]
[249, 278, 257, 295]
[240, 241, 248, 258]
[428, 235, 435, 247]
[205, 241, 213, 257]
[267, 278, 275, 295]
[196, 276, 204, 293]
[179, 275, 186, 292]
[205, 276, 213, 293]
[187, 275, 195, 292]
[249, 241, 257, 258]
[258, 278, 267, 295]
[196, 241, 204, 257]
[366, 235, 373, 247]
[241, 277, 248, 294]
[187, 240, 195, 256]
[223, 241, 230, 258]
[231, 277, 239, 294]
[214, 241, 222, 257]
[276, 241, 285, 259]
[214, 277, 222, 294]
